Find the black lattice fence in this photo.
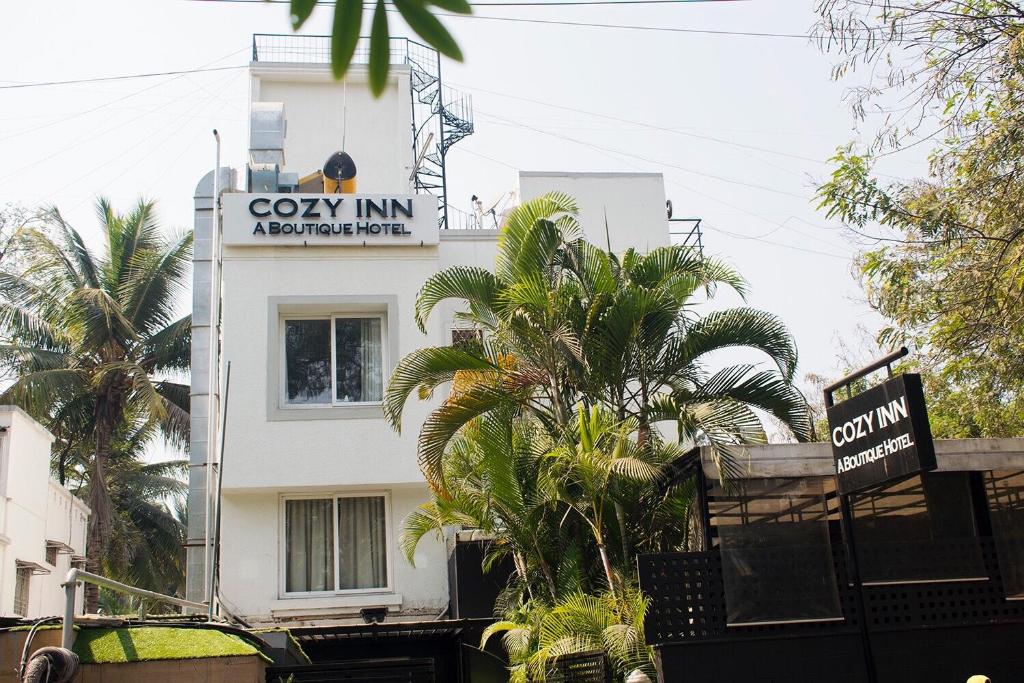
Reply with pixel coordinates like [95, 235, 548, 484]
[638, 537, 1024, 647]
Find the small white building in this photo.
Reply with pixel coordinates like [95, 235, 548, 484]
[186, 35, 683, 624]
[0, 406, 89, 618]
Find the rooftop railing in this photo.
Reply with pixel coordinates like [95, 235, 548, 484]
[252, 34, 432, 68]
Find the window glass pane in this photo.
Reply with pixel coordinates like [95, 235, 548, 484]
[285, 499, 335, 592]
[853, 472, 985, 583]
[712, 477, 842, 625]
[986, 470, 1024, 598]
[338, 496, 388, 590]
[285, 320, 331, 404]
[335, 318, 383, 403]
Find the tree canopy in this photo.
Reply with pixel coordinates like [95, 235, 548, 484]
[814, 1, 1024, 436]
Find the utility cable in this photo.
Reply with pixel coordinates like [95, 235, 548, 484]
[0, 64, 245, 91]
[453, 81, 832, 166]
[449, 117, 851, 259]
[0, 47, 248, 145]
[477, 110, 809, 199]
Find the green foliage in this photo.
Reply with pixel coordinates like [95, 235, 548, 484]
[0, 198, 191, 610]
[392, 193, 810, 680]
[287, 0, 470, 96]
[815, 2, 1024, 437]
[481, 589, 654, 683]
[387, 193, 810, 491]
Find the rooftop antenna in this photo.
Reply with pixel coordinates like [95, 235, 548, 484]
[481, 191, 510, 229]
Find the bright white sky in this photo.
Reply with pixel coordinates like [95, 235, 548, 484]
[1, 0, 927, 457]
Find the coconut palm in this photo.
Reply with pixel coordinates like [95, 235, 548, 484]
[0, 199, 191, 611]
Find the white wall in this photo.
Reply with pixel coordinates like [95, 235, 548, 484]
[216, 230, 503, 619]
[218, 484, 448, 621]
[0, 407, 88, 618]
[252, 65, 414, 193]
[518, 172, 671, 254]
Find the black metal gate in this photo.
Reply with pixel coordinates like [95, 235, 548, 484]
[267, 657, 435, 682]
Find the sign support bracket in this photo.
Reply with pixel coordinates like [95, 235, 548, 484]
[823, 346, 907, 683]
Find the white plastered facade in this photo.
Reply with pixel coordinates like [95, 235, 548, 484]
[0, 406, 89, 618]
[197, 56, 674, 624]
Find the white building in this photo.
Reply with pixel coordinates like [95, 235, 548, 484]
[187, 35, 683, 623]
[0, 406, 89, 618]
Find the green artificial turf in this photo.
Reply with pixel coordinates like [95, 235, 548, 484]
[73, 627, 269, 664]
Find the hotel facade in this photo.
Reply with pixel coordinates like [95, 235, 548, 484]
[186, 35, 683, 623]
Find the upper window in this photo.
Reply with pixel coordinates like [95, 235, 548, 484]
[284, 315, 384, 406]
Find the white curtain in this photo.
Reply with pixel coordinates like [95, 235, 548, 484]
[286, 499, 335, 592]
[338, 496, 387, 589]
[360, 318, 383, 402]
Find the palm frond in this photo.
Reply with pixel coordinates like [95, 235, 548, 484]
[384, 345, 498, 430]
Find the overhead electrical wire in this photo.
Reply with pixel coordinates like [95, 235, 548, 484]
[457, 112, 852, 259]
[0, 64, 246, 91]
[57, 70, 243, 210]
[477, 110, 809, 199]
[453, 82, 830, 166]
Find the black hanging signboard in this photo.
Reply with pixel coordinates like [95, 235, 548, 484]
[826, 373, 936, 495]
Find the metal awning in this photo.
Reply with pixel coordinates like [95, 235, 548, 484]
[288, 619, 479, 644]
[46, 540, 75, 554]
[16, 560, 51, 576]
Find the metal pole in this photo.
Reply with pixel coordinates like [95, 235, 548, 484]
[62, 576, 76, 649]
[62, 569, 208, 648]
[203, 131, 222, 607]
[209, 361, 231, 620]
[823, 347, 908, 397]
[436, 56, 449, 230]
[825, 388, 878, 683]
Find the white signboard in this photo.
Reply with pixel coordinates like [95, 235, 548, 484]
[222, 193, 439, 246]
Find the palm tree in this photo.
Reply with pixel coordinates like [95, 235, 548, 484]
[401, 406, 569, 602]
[541, 406, 663, 592]
[482, 588, 653, 683]
[0, 199, 191, 611]
[386, 193, 587, 491]
[385, 193, 810, 493]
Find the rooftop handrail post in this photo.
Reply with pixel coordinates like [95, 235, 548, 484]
[62, 568, 78, 649]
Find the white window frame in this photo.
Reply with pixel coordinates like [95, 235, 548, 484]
[280, 313, 388, 409]
[279, 491, 394, 598]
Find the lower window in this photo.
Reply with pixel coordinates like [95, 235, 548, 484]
[284, 495, 389, 594]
